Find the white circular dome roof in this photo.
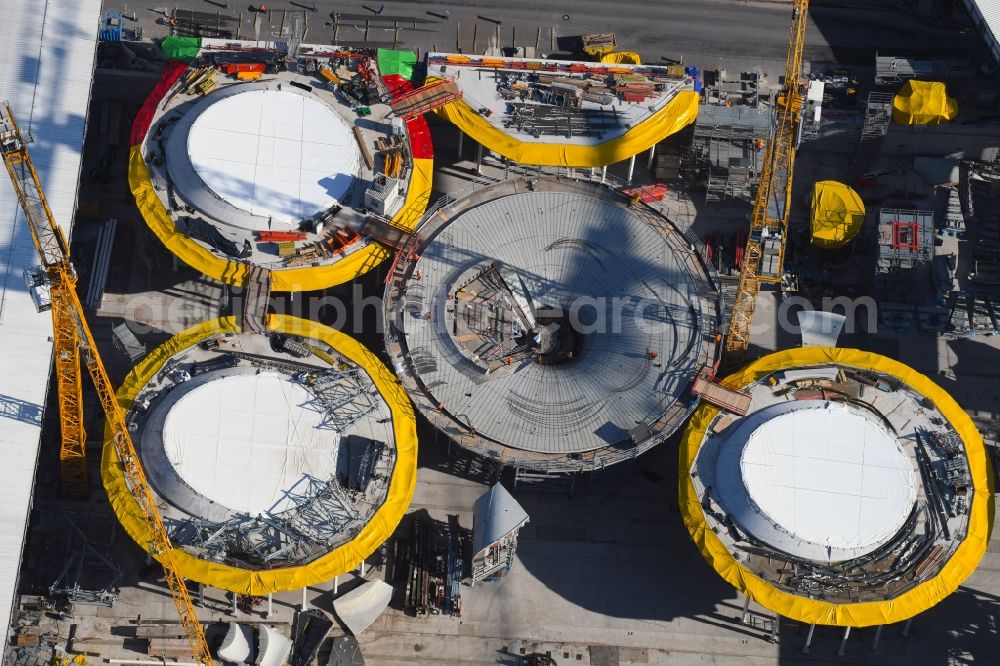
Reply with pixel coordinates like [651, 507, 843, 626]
[716, 401, 917, 562]
[186, 89, 358, 225]
[161, 372, 339, 514]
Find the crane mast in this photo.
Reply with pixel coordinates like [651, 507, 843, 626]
[0, 103, 214, 665]
[722, 0, 809, 373]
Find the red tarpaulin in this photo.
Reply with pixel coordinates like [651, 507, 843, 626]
[130, 61, 188, 145]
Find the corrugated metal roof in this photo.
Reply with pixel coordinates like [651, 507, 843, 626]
[965, 0, 1000, 61]
[0, 0, 101, 643]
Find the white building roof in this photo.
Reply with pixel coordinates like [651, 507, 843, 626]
[0, 0, 100, 644]
[332, 579, 394, 637]
[158, 372, 340, 515]
[218, 622, 253, 663]
[797, 310, 846, 347]
[184, 88, 358, 226]
[472, 483, 529, 556]
[715, 401, 917, 562]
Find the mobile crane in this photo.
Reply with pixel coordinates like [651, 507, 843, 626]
[721, 0, 809, 373]
[0, 103, 214, 664]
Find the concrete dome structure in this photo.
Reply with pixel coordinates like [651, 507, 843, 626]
[680, 348, 993, 627]
[128, 43, 434, 292]
[384, 176, 720, 473]
[102, 316, 417, 594]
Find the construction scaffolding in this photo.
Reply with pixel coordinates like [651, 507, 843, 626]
[859, 92, 894, 150]
[874, 54, 975, 86]
[875, 209, 935, 302]
[48, 512, 124, 606]
[689, 102, 771, 203]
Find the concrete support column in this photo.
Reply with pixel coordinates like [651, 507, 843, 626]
[902, 618, 913, 637]
[740, 595, 751, 625]
[360, 560, 367, 578]
[646, 144, 656, 170]
[232, 593, 238, 616]
[803, 624, 815, 654]
[333, 575, 339, 595]
[769, 615, 779, 643]
[600, 166, 607, 184]
[198, 583, 205, 607]
[589, 167, 595, 179]
[267, 593, 273, 618]
[872, 625, 883, 651]
[457, 128, 464, 157]
[626, 154, 636, 184]
[838, 626, 851, 657]
[301, 587, 308, 611]
[475, 143, 483, 175]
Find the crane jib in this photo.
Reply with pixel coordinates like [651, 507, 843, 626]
[0, 101, 215, 664]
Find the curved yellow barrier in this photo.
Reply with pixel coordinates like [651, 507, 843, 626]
[102, 315, 418, 594]
[128, 148, 433, 291]
[434, 90, 699, 167]
[679, 347, 993, 627]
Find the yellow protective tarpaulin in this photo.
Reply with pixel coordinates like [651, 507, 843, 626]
[600, 51, 641, 65]
[102, 316, 418, 595]
[434, 90, 699, 167]
[810, 180, 865, 249]
[679, 347, 993, 627]
[128, 147, 433, 290]
[891, 80, 958, 125]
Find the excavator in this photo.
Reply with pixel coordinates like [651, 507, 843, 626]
[0, 103, 214, 663]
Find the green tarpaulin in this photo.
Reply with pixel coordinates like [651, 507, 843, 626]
[161, 36, 201, 63]
[377, 48, 417, 80]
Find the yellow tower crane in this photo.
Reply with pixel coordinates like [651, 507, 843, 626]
[722, 0, 809, 373]
[0, 103, 214, 664]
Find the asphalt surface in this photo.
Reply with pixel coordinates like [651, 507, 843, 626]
[108, 0, 979, 78]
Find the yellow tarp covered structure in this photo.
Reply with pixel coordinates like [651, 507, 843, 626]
[810, 180, 865, 249]
[128, 147, 433, 291]
[600, 51, 641, 65]
[891, 80, 958, 125]
[433, 89, 699, 167]
[679, 347, 993, 627]
[102, 316, 418, 595]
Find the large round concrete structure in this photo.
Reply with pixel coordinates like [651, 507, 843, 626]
[384, 176, 720, 472]
[680, 348, 993, 626]
[102, 316, 417, 594]
[128, 45, 434, 292]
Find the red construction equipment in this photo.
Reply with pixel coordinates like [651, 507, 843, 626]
[322, 226, 362, 254]
[222, 63, 265, 76]
[622, 183, 668, 203]
[256, 230, 307, 242]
